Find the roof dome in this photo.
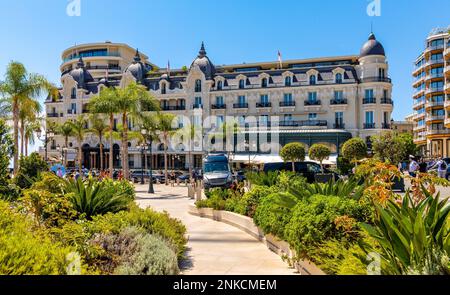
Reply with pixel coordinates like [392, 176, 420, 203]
[69, 57, 93, 89]
[160, 73, 170, 80]
[360, 33, 385, 57]
[190, 42, 215, 80]
[125, 49, 148, 83]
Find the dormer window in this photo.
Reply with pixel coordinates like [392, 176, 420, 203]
[195, 79, 202, 92]
[161, 83, 166, 94]
[335, 73, 343, 84]
[239, 79, 245, 89]
[261, 78, 268, 88]
[309, 75, 316, 85]
[285, 76, 292, 87]
[217, 80, 223, 90]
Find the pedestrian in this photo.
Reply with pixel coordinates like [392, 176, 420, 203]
[408, 156, 419, 177]
[418, 158, 428, 173]
[434, 158, 447, 179]
[57, 167, 63, 178]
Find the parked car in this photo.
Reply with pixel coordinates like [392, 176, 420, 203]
[262, 161, 339, 183]
[203, 154, 233, 189]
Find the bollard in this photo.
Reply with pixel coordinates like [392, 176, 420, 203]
[187, 184, 195, 199]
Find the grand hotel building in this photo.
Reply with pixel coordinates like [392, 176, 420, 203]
[43, 34, 393, 170]
[412, 27, 450, 157]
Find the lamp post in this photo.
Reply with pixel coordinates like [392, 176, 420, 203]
[140, 143, 145, 185]
[37, 128, 54, 163]
[141, 129, 154, 194]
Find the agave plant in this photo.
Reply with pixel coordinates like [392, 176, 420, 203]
[63, 177, 133, 220]
[245, 171, 279, 187]
[360, 186, 450, 275]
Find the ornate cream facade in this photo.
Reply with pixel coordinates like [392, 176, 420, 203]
[43, 34, 393, 170]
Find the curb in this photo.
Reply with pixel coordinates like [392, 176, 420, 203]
[188, 204, 325, 275]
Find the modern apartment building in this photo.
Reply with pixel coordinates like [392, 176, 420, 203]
[43, 34, 393, 170]
[412, 27, 450, 157]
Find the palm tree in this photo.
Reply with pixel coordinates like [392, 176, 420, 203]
[24, 118, 41, 157]
[155, 113, 177, 185]
[88, 114, 109, 171]
[180, 124, 202, 183]
[68, 115, 87, 174]
[19, 98, 41, 157]
[58, 121, 74, 166]
[0, 61, 57, 174]
[114, 83, 159, 180]
[89, 87, 119, 178]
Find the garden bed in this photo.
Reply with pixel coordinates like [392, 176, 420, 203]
[188, 204, 325, 275]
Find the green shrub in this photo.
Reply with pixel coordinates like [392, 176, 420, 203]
[224, 195, 246, 215]
[240, 185, 278, 218]
[196, 194, 226, 211]
[63, 177, 133, 219]
[102, 178, 135, 200]
[0, 200, 75, 274]
[253, 192, 293, 240]
[246, 171, 279, 187]
[0, 119, 14, 198]
[276, 172, 307, 192]
[284, 194, 372, 257]
[112, 227, 179, 275]
[30, 172, 65, 194]
[14, 152, 48, 189]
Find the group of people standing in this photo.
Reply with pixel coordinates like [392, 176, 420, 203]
[405, 156, 448, 178]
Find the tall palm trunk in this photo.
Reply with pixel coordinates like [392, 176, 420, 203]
[164, 133, 168, 186]
[109, 114, 114, 179]
[24, 135, 28, 156]
[13, 100, 19, 174]
[20, 118, 25, 157]
[99, 134, 104, 171]
[121, 112, 129, 180]
[78, 140, 82, 175]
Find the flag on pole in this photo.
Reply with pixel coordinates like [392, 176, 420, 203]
[277, 50, 282, 69]
[167, 60, 171, 76]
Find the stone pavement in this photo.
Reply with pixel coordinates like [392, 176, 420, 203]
[134, 184, 297, 275]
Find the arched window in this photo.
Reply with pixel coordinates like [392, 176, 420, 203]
[217, 80, 222, 90]
[195, 79, 202, 92]
[239, 79, 245, 89]
[161, 83, 166, 94]
[71, 87, 77, 99]
[261, 78, 268, 88]
[335, 73, 343, 84]
[309, 75, 316, 85]
[285, 76, 292, 86]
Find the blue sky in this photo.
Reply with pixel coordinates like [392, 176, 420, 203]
[0, 0, 449, 121]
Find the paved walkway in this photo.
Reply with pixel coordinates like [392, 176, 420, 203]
[135, 184, 297, 275]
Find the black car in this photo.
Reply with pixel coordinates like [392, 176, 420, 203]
[263, 161, 339, 183]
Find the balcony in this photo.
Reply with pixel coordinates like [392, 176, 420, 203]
[413, 88, 425, 97]
[363, 123, 376, 129]
[445, 47, 450, 57]
[279, 120, 327, 127]
[47, 113, 59, 118]
[425, 59, 444, 67]
[211, 104, 226, 110]
[279, 101, 296, 107]
[333, 123, 345, 129]
[61, 65, 122, 76]
[67, 109, 77, 115]
[360, 77, 392, 83]
[413, 99, 426, 109]
[161, 105, 186, 111]
[82, 109, 89, 114]
[380, 98, 394, 105]
[330, 98, 348, 105]
[446, 65, 450, 74]
[63, 52, 121, 63]
[304, 100, 321, 106]
[426, 115, 444, 122]
[425, 86, 444, 95]
[363, 97, 376, 104]
[426, 100, 444, 108]
[382, 123, 391, 129]
[256, 102, 272, 108]
[193, 104, 203, 109]
[425, 44, 444, 53]
[233, 103, 249, 109]
[426, 72, 444, 80]
[427, 129, 450, 135]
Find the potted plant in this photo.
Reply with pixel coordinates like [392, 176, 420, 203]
[309, 144, 333, 183]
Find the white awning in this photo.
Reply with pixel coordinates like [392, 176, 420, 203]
[230, 154, 338, 165]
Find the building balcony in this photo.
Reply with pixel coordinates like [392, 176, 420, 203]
[330, 98, 348, 105]
[445, 47, 450, 57]
[446, 83, 450, 93]
[67, 109, 77, 115]
[413, 99, 426, 109]
[256, 102, 272, 108]
[425, 100, 444, 109]
[414, 136, 427, 143]
[413, 75, 425, 87]
[233, 103, 249, 109]
[425, 59, 444, 67]
[380, 98, 394, 105]
[426, 115, 444, 123]
[193, 104, 203, 109]
[63, 52, 121, 63]
[363, 123, 376, 129]
[304, 100, 321, 106]
[161, 105, 186, 111]
[333, 123, 345, 129]
[427, 128, 450, 136]
[211, 104, 226, 110]
[279, 101, 296, 107]
[61, 65, 122, 76]
[82, 109, 89, 114]
[413, 112, 425, 121]
[279, 120, 327, 127]
[425, 72, 444, 80]
[413, 125, 426, 132]
[446, 65, 450, 75]
[360, 77, 392, 83]
[425, 87, 444, 95]
[382, 123, 391, 129]
[363, 97, 376, 104]
[424, 44, 444, 53]
[413, 88, 425, 98]
[47, 113, 59, 118]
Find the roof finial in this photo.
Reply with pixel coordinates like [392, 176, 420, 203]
[134, 48, 141, 62]
[198, 42, 207, 58]
[77, 55, 84, 68]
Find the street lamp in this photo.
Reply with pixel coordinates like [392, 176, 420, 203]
[37, 128, 54, 162]
[140, 143, 146, 185]
[141, 129, 154, 194]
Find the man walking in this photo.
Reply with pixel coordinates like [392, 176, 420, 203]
[433, 158, 448, 179]
[408, 156, 419, 177]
